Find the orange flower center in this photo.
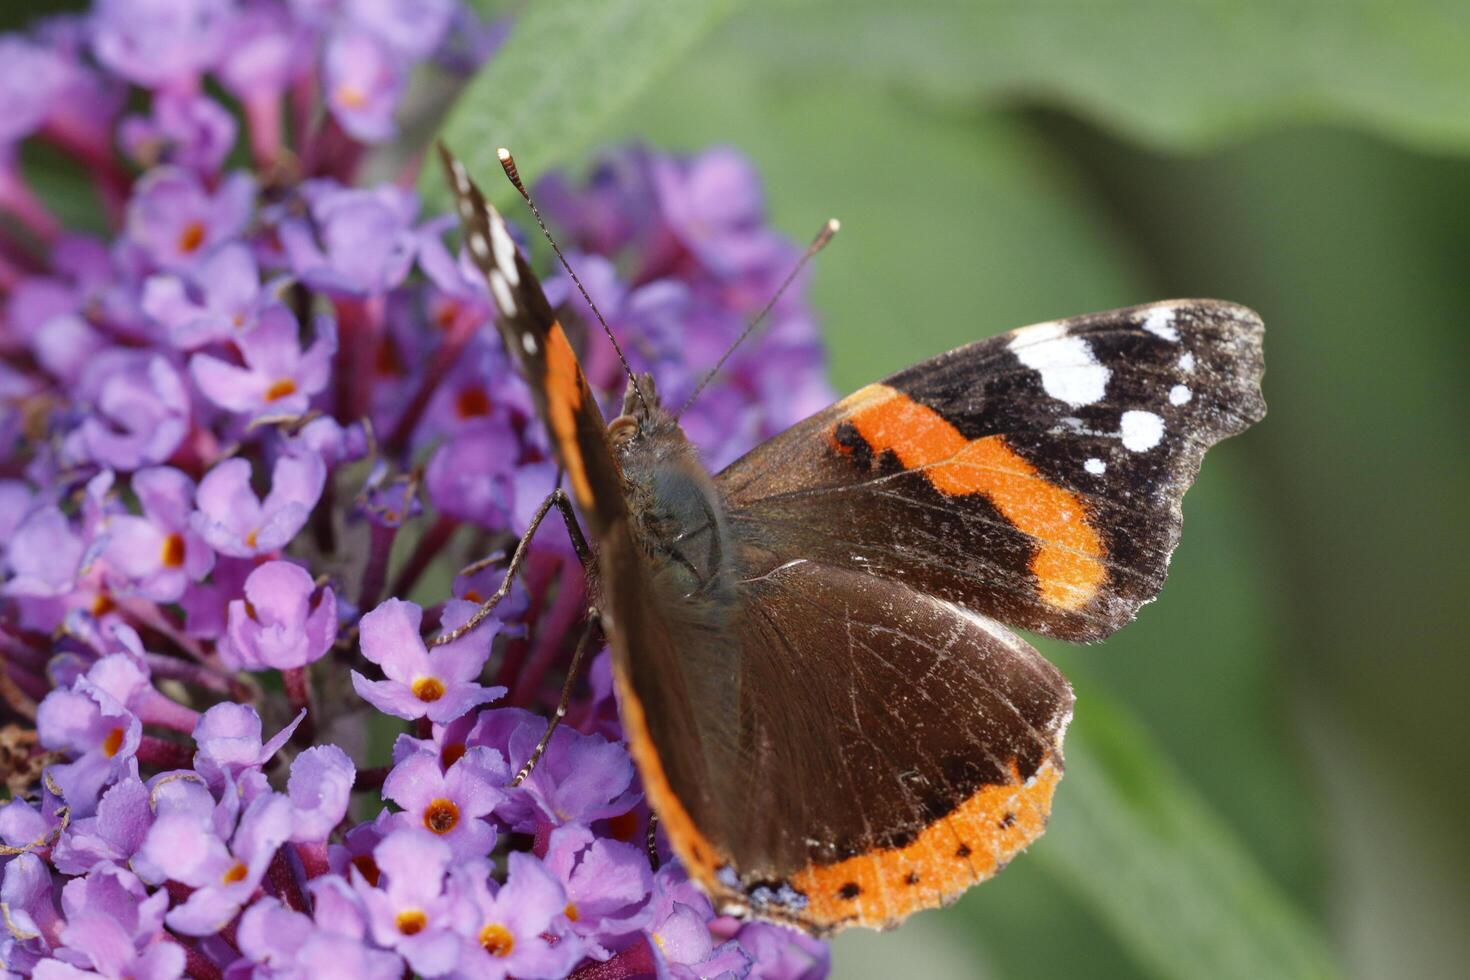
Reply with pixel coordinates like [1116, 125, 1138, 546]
[351, 854, 380, 887]
[264, 378, 298, 402]
[375, 338, 403, 377]
[479, 923, 514, 957]
[454, 386, 491, 419]
[606, 810, 639, 842]
[160, 532, 186, 569]
[411, 677, 445, 702]
[433, 301, 459, 330]
[423, 798, 460, 835]
[564, 902, 579, 922]
[178, 221, 207, 254]
[221, 861, 249, 885]
[245, 529, 259, 549]
[101, 727, 126, 758]
[335, 85, 368, 110]
[395, 909, 427, 935]
[91, 592, 116, 618]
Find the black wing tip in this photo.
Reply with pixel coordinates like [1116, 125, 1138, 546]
[1135, 298, 1263, 332]
[435, 140, 465, 192]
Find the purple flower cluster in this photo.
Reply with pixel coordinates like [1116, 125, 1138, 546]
[0, 2, 832, 978]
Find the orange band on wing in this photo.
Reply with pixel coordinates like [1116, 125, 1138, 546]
[833, 384, 1105, 611]
[618, 647, 1064, 934]
[544, 323, 594, 509]
[612, 660, 728, 884]
[789, 757, 1061, 931]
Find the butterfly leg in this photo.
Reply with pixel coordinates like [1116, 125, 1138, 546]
[510, 609, 601, 786]
[432, 488, 593, 648]
[646, 811, 661, 870]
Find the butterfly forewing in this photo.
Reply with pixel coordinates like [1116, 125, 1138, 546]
[436, 145, 625, 535]
[719, 300, 1265, 641]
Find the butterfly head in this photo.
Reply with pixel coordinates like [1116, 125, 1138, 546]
[608, 371, 678, 453]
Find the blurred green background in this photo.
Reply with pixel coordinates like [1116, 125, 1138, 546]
[551, 3, 1470, 977]
[14, 0, 1468, 976]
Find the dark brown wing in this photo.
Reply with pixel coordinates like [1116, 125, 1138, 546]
[437, 145, 625, 535]
[718, 300, 1266, 641]
[608, 533, 1073, 934]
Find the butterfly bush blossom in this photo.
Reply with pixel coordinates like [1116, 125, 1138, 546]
[0, 2, 833, 978]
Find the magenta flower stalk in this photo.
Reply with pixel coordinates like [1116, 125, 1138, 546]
[0, 2, 833, 978]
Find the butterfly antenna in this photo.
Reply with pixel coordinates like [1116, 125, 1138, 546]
[676, 217, 840, 420]
[497, 147, 649, 414]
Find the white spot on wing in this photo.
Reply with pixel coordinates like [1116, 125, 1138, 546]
[489, 269, 515, 315]
[450, 160, 469, 193]
[1084, 457, 1106, 475]
[1179, 351, 1196, 372]
[1169, 384, 1192, 406]
[1007, 324, 1110, 407]
[1142, 306, 1180, 342]
[521, 333, 538, 355]
[469, 232, 490, 260]
[458, 198, 475, 221]
[1120, 410, 1165, 452]
[489, 216, 519, 285]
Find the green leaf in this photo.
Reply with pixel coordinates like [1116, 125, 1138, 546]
[424, 0, 740, 209]
[604, 57, 1140, 390]
[1033, 689, 1341, 979]
[726, 0, 1470, 154]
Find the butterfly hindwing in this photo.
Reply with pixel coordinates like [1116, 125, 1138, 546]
[437, 145, 626, 534]
[719, 300, 1266, 641]
[608, 532, 1073, 934]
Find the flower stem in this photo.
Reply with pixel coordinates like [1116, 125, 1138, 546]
[294, 840, 331, 879]
[244, 93, 285, 173]
[388, 514, 460, 601]
[357, 522, 397, 612]
[355, 765, 389, 790]
[137, 734, 195, 770]
[267, 846, 311, 913]
[512, 556, 587, 706]
[136, 689, 201, 734]
[384, 315, 477, 455]
[143, 652, 244, 700]
[0, 166, 60, 243]
[282, 666, 317, 746]
[493, 551, 556, 689]
[331, 295, 385, 423]
[167, 933, 223, 980]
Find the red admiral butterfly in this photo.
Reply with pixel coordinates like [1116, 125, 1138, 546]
[437, 145, 1266, 935]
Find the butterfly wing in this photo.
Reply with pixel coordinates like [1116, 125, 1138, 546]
[437, 145, 626, 535]
[719, 300, 1266, 641]
[605, 300, 1262, 932]
[605, 526, 1073, 934]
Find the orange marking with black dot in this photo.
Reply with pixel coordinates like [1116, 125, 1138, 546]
[832, 384, 1106, 611]
[786, 757, 1062, 931]
[544, 322, 594, 509]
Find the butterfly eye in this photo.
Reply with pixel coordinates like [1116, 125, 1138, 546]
[607, 414, 638, 446]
